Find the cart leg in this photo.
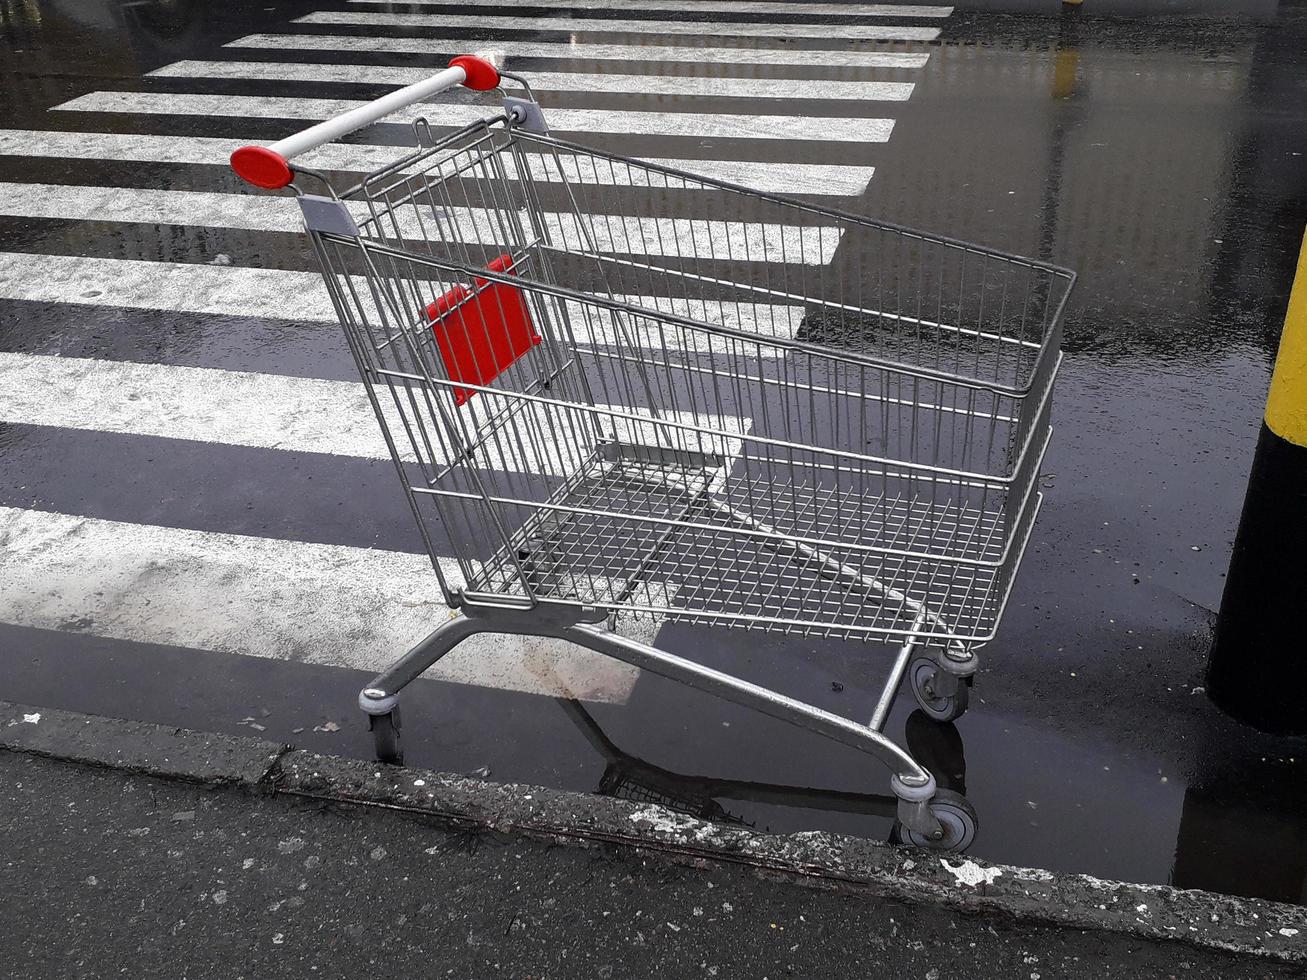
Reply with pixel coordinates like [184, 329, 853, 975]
[363, 696, 403, 765]
[357, 607, 975, 849]
[869, 620, 928, 732]
[929, 647, 979, 699]
[891, 772, 942, 837]
[559, 620, 947, 837]
[908, 644, 979, 724]
[358, 613, 487, 765]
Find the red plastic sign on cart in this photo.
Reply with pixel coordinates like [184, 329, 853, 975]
[426, 254, 541, 406]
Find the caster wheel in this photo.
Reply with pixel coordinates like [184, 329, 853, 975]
[889, 789, 978, 852]
[369, 709, 403, 766]
[910, 657, 971, 723]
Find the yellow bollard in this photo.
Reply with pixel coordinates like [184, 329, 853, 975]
[1208, 229, 1307, 732]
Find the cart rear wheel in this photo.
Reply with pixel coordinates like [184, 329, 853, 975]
[369, 710, 403, 766]
[910, 658, 971, 723]
[889, 789, 978, 851]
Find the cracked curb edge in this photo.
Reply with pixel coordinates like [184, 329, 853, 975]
[3, 701, 1304, 963]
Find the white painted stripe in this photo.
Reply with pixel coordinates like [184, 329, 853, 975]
[0, 352, 754, 476]
[0, 505, 641, 701]
[0, 352, 409, 462]
[0, 253, 805, 337]
[55, 90, 895, 144]
[0, 180, 301, 233]
[0, 182, 843, 265]
[149, 60, 915, 102]
[0, 129, 873, 197]
[349, 0, 952, 16]
[0, 251, 344, 322]
[637, 159, 872, 196]
[294, 10, 942, 41]
[226, 33, 931, 69]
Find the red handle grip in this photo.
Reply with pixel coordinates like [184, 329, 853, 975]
[448, 55, 500, 91]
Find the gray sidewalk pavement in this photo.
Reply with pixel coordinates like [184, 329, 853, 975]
[0, 743, 1301, 979]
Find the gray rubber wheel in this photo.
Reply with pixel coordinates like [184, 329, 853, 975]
[889, 789, 978, 852]
[370, 711, 403, 766]
[910, 658, 971, 723]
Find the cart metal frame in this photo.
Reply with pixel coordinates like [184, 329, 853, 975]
[231, 58, 1074, 849]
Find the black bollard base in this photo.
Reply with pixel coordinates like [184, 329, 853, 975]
[1207, 422, 1307, 734]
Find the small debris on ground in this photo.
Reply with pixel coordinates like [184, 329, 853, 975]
[940, 859, 1003, 888]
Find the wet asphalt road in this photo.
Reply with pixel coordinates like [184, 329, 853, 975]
[2, 1, 1307, 904]
[4, 750, 1299, 980]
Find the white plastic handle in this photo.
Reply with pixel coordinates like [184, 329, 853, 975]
[231, 55, 500, 189]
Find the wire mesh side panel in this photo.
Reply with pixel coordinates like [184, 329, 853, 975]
[301, 122, 600, 601]
[504, 133, 1072, 478]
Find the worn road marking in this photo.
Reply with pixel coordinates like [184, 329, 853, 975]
[226, 33, 932, 69]
[56, 91, 896, 144]
[0, 253, 805, 337]
[149, 60, 915, 102]
[0, 505, 641, 701]
[0, 129, 874, 197]
[349, 0, 952, 16]
[294, 10, 942, 41]
[0, 182, 843, 264]
[0, 352, 757, 473]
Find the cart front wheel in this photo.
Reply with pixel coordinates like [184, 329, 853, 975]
[910, 658, 971, 723]
[890, 789, 978, 851]
[369, 710, 403, 766]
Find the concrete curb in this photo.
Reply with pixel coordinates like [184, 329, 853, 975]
[4, 700, 1305, 964]
[1, 700, 287, 786]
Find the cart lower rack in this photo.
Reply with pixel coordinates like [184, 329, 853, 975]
[231, 57, 1073, 850]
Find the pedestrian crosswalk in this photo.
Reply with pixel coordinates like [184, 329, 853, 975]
[0, 1, 950, 703]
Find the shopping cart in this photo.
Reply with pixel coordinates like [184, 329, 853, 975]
[231, 56, 1073, 850]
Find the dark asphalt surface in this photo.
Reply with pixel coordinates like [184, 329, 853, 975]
[1, 750, 1298, 980]
[3, 0, 1307, 906]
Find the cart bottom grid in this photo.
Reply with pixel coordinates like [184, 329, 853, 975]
[465, 454, 1010, 643]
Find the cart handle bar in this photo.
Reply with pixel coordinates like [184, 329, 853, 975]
[229, 55, 500, 189]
